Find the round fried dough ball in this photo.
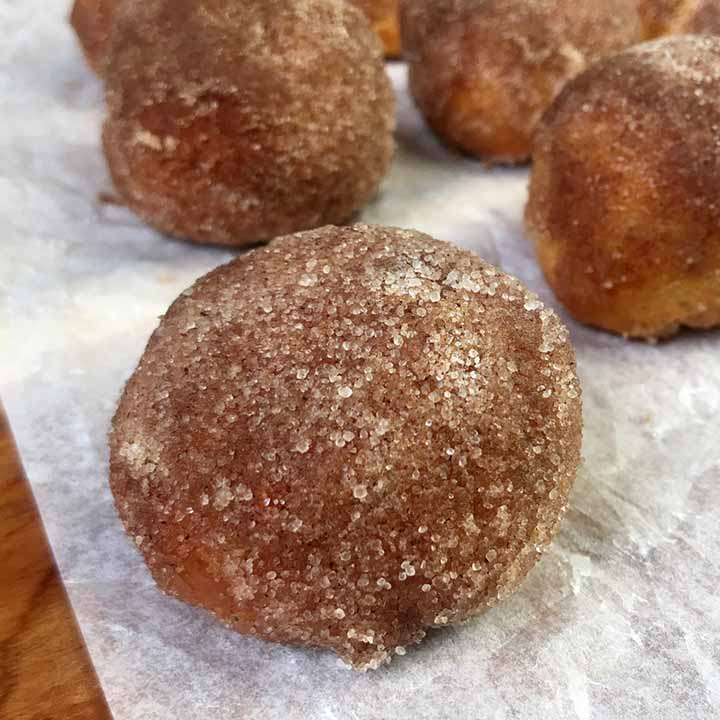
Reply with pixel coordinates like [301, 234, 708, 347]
[526, 36, 720, 340]
[399, 0, 643, 163]
[637, 0, 720, 39]
[109, 224, 583, 670]
[70, 0, 121, 75]
[71, 0, 405, 73]
[351, 0, 402, 57]
[103, 0, 395, 247]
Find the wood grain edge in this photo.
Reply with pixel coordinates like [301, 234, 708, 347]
[0, 407, 113, 720]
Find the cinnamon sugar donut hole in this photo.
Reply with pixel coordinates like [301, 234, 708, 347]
[526, 36, 720, 339]
[103, 0, 395, 247]
[71, 0, 405, 72]
[109, 225, 583, 670]
[637, 0, 720, 39]
[70, 0, 121, 75]
[399, 0, 643, 163]
[351, 0, 402, 57]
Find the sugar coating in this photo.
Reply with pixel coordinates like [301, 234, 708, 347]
[350, 0, 402, 57]
[526, 35, 720, 339]
[399, 0, 643, 163]
[103, 0, 395, 247]
[109, 224, 583, 670]
[70, 0, 121, 75]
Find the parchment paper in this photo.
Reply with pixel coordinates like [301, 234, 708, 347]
[1, 3, 719, 718]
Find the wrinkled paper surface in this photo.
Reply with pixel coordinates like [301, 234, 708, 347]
[1, 3, 719, 719]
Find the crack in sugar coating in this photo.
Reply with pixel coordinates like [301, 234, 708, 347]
[103, 0, 395, 247]
[350, 0, 401, 57]
[526, 35, 720, 339]
[399, 0, 643, 163]
[109, 224, 582, 670]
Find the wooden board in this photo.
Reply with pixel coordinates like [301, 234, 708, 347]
[0, 408, 113, 720]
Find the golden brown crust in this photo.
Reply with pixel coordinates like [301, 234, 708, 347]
[399, 0, 643, 163]
[109, 224, 582, 670]
[70, 0, 122, 76]
[637, 0, 720, 39]
[526, 35, 720, 339]
[350, 0, 402, 57]
[103, 0, 395, 247]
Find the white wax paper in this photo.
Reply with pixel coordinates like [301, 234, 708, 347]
[1, 3, 719, 719]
